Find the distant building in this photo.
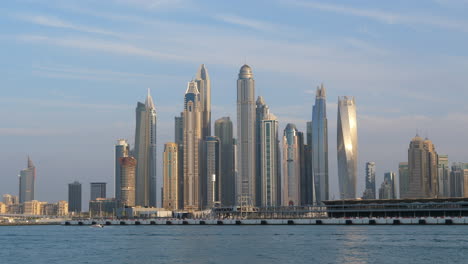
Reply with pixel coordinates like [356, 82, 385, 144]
[399, 162, 409, 198]
[174, 113, 184, 208]
[42, 201, 68, 216]
[23, 200, 45, 215]
[312, 85, 329, 204]
[3, 194, 18, 205]
[406, 136, 438, 198]
[19, 157, 36, 203]
[89, 198, 118, 217]
[0, 202, 6, 214]
[337, 96, 358, 199]
[119, 157, 136, 207]
[303, 121, 313, 205]
[450, 163, 465, 197]
[438, 155, 450, 197]
[68, 181, 82, 213]
[163, 143, 180, 210]
[260, 112, 281, 207]
[363, 162, 376, 199]
[115, 139, 129, 200]
[215, 117, 235, 206]
[90, 182, 106, 201]
[205, 136, 221, 208]
[282, 124, 302, 206]
[256, 96, 268, 206]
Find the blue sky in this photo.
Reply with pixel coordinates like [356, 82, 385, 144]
[1, 0, 468, 205]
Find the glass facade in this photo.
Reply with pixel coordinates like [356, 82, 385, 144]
[312, 85, 329, 203]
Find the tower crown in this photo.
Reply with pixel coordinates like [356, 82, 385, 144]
[239, 64, 253, 79]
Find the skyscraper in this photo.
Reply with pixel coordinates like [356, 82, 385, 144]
[90, 183, 106, 201]
[303, 121, 313, 205]
[282, 124, 302, 206]
[215, 117, 235, 206]
[363, 162, 376, 199]
[183, 81, 203, 211]
[19, 157, 36, 203]
[337, 96, 358, 199]
[163, 143, 180, 210]
[384, 172, 396, 198]
[312, 85, 329, 204]
[438, 155, 450, 197]
[134, 89, 157, 207]
[174, 113, 184, 206]
[115, 139, 129, 200]
[68, 181, 82, 213]
[407, 136, 438, 198]
[399, 162, 409, 198]
[205, 136, 221, 208]
[256, 96, 269, 206]
[119, 157, 136, 207]
[260, 112, 281, 207]
[195, 64, 211, 139]
[237, 64, 256, 206]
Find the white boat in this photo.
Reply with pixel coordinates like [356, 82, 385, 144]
[91, 224, 104, 228]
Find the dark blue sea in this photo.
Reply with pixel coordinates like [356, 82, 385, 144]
[0, 225, 466, 264]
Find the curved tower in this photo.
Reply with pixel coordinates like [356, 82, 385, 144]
[236, 64, 256, 205]
[312, 85, 328, 203]
[337, 96, 358, 199]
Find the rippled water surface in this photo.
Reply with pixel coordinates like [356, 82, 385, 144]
[1, 225, 467, 264]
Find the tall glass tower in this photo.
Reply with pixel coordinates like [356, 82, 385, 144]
[215, 117, 235, 206]
[364, 162, 376, 199]
[282, 124, 302, 206]
[255, 96, 269, 206]
[19, 157, 36, 203]
[312, 85, 328, 203]
[337, 96, 358, 199]
[236, 64, 256, 206]
[134, 89, 157, 207]
[115, 139, 129, 200]
[260, 112, 280, 207]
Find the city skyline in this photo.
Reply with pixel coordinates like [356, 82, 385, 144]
[2, 1, 468, 205]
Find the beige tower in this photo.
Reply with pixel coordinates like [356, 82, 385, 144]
[163, 142, 180, 210]
[407, 136, 438, 198]
[282, 124, 301, 206]
[119, 157, 136, 207]
[183, 81, 203, 211]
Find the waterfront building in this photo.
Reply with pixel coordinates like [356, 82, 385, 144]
[363, 162, 376, 199]
[205, 136, 221, 208]
[23, 200, 44, 215]
[237, 64, 256, 206]
[260, 112, 281, 207]
[438, 155, 450, 197]
[89, 198, 118, 217]
[303, 121, 313, 205]
[163, 143, 180, 210]
[450, 163, 465, 197]
[399, 162, 409, 198]
[3, 194, 18, 205]
[215, 117, 235, 206]
[406, 136, 438, 198]
[337, 96, 358, 199]
[42, 201, 68, 216]
[19, 156, 36, 203]
[134, 89, 157, 207]
[174, 113, 184, 206]
[115, 139, 129, 200]
[384, 172, 396, 199]
[282, 124, 302, 206]
[119, 157, 136, 207]
[90, 182, 106, 201]
[183, 81, 203, 211]
[312, 85, 329, 204]
[195, 64, 212, 141]
[68, 181, 82, 213]
[0, 202, 5, 214]
[256, 96, 269, 206]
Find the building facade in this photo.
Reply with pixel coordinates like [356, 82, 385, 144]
[282, 124, 302, 206]
[215, 117, 235, 206]
[337, 96, 358, 199]
[260, 112, 281, 207]
[438, 155, 450, 197]
[406, 136, 438, 198]
[237, 64, 256, 206]
[119, 157, 136, 207]
[312, 85, 329, 204]
[183, 81, 203, 211]
[363, 162, 376, 199]
[90, 182, 106, 201]
[163, 143, 180, 210]
[68, 181, 82, 213]
[205, 136, 221, 208]
[19, 157, 36, 203]
[134, 90, 157, 207]
[115, 139, 129, 200]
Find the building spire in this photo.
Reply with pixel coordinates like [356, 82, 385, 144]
[196, 64, 209, 81]
[145, 88, 155, 109]
[27, 156, 34, 168]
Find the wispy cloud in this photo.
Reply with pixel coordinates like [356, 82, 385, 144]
[113, 0, 189, 9]
[0, 97, 132, 111]
[214, 14, 276, 32]
[15, 14, 125, 37]
[288, 0, 468, 33]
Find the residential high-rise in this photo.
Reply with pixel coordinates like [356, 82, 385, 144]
[195, 64, 211, 139]
[282, 124, 302, 206]
[19, 157, 36, 203]
[215, 117, 235, 206]
[438, 155, 450, 197]
[134, 89, 157, 207]
[183, 81, 203, 211]
[260, 112, 281, 207]
[450, 163, 467, 197]
[363, 162, 376, 199]
[406, 136, 438, 198]
[399, 162, 409, 198]
[304, 121, 313, 205]
[3, 194, 18, 205]
[255, 96, 268, 206]
[68, 181, 82, 213]
[174, 113, 184, 206]
[312, 85, 329, 204]
[90, 183, 106, 201]
[119, 157, 136, 207]
[237, 64, 256, 206]
[163, 143, 180, 210]
[384, 172, 396, 198]
[115, 139, 129, 200]
[337, 96, 358, 199]
[205, 136, 221, 208]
